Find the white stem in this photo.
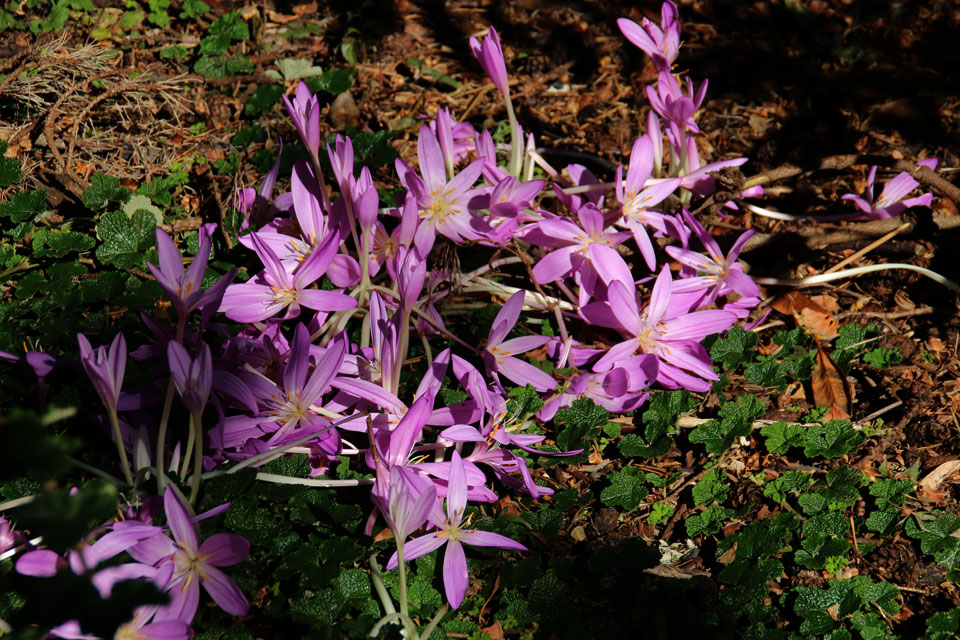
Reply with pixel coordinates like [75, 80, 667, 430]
[754, 263, 960, 295]
[744, 202, 866, 222]
[255, 472, 374, 487]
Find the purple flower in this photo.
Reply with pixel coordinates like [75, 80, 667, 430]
[387, 451, 525, 609]
[582, 269, 737, 392]
[167, 342, 213, 414]
[130, 486, 249, 623]
[841, 166, 933, 220]
[482, 291, 555, 392]
[77, 332, 127, 413]
[374, 465, 438, 542]
[283, 81, 322, 159]
[617, 2, 681, 72]
[0, 517, 21, 556]
[214, 325, 347, 450]
[396, 126, 488, 248]
[218, 231, 356, 323]
[469, 26, 510, 96]
[646, 71, 708, 135]
[147, 227, 236, 320]
[665, 209, 759, 304]
[524, 203, 633, 285]
[615, 136, 681, 269]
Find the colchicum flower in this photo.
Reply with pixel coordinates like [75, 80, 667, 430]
[387, 451, 526, 609]
[129, 486, 249, 623]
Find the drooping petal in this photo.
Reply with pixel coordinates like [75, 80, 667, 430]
[200, 565, 249, 616]
[386, 533, 445, 569]
[442, 539, 468, 609]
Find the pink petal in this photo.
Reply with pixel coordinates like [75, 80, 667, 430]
[199, 533, 250, 567]
[442, 539, 468, 609]
[163, 486, 198, 553]
[201, 565, 248, 616]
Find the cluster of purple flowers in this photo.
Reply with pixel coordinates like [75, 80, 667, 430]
[3, 2, 792, 634]
[14, 486, 247, 639]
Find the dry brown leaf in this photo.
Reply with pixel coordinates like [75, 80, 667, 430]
[716, 542, 738, 565]
[480, 620, 505, 640]
[771, 291, 839, 340]
[919, 460, 960, 493]
[643, 564, 711, 579]
[811, 340, 852, 419]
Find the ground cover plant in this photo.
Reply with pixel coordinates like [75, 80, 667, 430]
[2, 1, 960, 639]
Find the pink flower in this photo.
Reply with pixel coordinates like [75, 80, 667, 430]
[841, 166, 933, 220]
[469, 26, 510, 96]
[219, 231, 356, 323]
[617, 2, 681, 73]
[482, 291, 555, 392]
[396, 126, 489, 249]
[130, 486, 249, 623]
[387, 451, 525, 609]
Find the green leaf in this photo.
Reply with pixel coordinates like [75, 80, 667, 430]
[554, 397, 608, 458]
[290, 588, 348, 626]
[39, 0, 70, 32]
[33, 230, 95, 258]
[199, 12, 248, 56]
[710, 325, 758, 371]
[793, 581, 859, 635]
[137, 170, 188, 206]
[333, 567, 370, 601]
[798, 492, 827, 514]
[862, 348, 901, 368]
[760, 421, 805, 455]
[925, 606, 960, 640]
[0, 141, 22, 187]
[270, 58, 324, 82]
[802, 419, 865, 459]
[194, 54, 252, 79]
[122, 194, 163, 227]
[906, 512, 960, 581]
[621, 390, 695, 457]
[159, 45, 188, 62]
[600, 468, 647, 510]
[244, 83, 283, 116]
[506, 384, 544, 420]
[224, 497, 287, 546]
[0, 189, 47, 223]
[648, 501, 674, 526]
[690, 395, 765, 455]
[864, 511, 899, 537]
[178, 0, 208, 19]
[83, 174, 130, 210]
[95, 210, 157, 269]
[686, 506, 734, 537]
[692, 468, 729, 506]
[15, 270, 48, 299]
[340, 128, 396, 170]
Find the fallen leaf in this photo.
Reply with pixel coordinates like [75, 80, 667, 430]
[716, 542, 738, 565]
[919, 460, 960, 493]
[642, 564, 710, 579]
[811, 339, 852, 419]
[570, 525, 587, 542]
[480, 620, 505, 640]
[771, 291, 839, 340]
[827, 603, 841, 622]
